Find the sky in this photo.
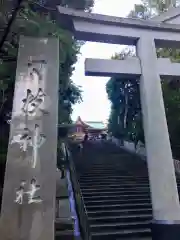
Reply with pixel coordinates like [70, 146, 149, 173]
[71, 0, 141, 122]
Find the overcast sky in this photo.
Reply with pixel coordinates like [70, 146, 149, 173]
[71, 0, 141, 122]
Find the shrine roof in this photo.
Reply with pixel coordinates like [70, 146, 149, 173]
[85, 121, 106, 129]
[73, 116, 106, 129]
[74, 116, 89, 126]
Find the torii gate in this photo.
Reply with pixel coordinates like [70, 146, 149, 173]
[57, 6, 180, 240]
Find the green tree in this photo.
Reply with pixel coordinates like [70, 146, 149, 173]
[107, 0, 180, 157]
[0, 0, 93, 177]
[142, 0, 179, 13]
[106, 50, 142, 143]
[129, 0, 180, 18]
[130, 0, 180, 158]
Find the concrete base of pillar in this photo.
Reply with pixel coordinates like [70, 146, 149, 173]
[151, 220, 180, 240]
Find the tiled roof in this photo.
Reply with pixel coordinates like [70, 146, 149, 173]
[73, 116, 106, 129]
[85, 121, 106, 129]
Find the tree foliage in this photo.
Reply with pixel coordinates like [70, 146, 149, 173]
[106, 50, 143, 143]
[129, 0, 180, 18]
[0, 0, 93, 167]
[107, 0, 180, 158]
[142, 0, 180, 12]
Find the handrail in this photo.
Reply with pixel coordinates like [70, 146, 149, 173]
[61, 141, 91, 240]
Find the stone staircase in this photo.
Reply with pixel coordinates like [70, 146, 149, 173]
[72, 141, 180, 240]
[55, 219, 74, 240]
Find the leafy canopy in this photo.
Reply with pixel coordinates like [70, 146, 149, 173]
[107, 0, 180, 158]
[0, 0, 93, 166]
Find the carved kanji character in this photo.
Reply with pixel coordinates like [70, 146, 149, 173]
[26, 179, 42, 204]
[11, 127, 32, 152]
[14, 181, 26, 204]
[22, 88, 46, 116]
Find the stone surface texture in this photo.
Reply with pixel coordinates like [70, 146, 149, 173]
[0, 36, 59, 240]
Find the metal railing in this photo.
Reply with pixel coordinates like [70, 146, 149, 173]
[61, 142, 91, 240]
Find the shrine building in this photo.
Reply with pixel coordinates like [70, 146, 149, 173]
[70, 116, 107, 140]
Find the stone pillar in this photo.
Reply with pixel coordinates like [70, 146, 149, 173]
[0, 36, 59, 240]
[136, 36, 180, 239]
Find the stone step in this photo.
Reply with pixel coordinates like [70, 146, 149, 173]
[80, 175, 149, 180]
[84, 198, 151, 206]
[89, 214, 152, 224]
[82, 190, 151, 196]
[84, 193, 150, 201]
[55, 230, 74, 240]
[90, 221, 150, 232]
[91, 228, 151, 240]
[80, 169, 130, 172]
[81, 186, 150, 192]
[78, 169, 127, 172]
[86, 203, 151, 211]
[80, 183, 150, 188]
[55, 219, 74, 231]
[88, 208, 152, 217]
[80, 179, 150, 184]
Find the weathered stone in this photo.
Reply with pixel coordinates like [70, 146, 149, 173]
[85, 57, 180, 79]
[56, 169, 69, 198]
[58, 6, 180, 47]
[136, 36, 180, 221]
[85, 58, 141, 78]
[0, 36, 59, 240]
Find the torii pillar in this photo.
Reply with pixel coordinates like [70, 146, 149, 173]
[58, 6, 180, 239]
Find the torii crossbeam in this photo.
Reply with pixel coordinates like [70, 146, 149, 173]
[58, 6, 180, 240]
[85, 57, 180, 79]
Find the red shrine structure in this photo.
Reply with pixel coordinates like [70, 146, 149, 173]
[70, 116, 107, 140]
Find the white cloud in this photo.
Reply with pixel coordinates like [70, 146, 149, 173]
[71, 0, 141, 122]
